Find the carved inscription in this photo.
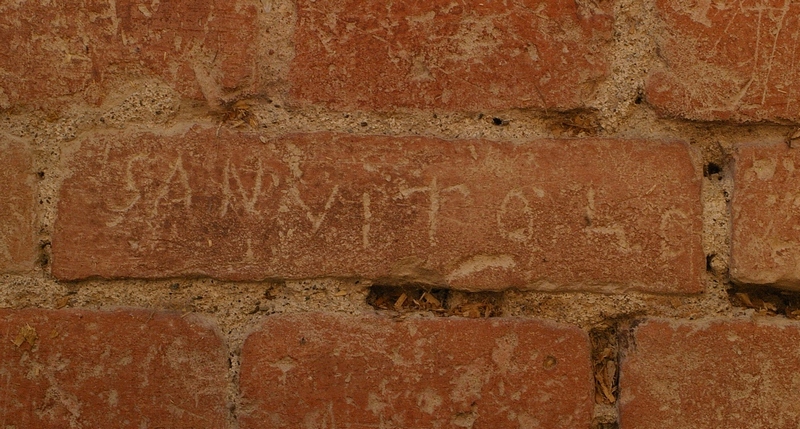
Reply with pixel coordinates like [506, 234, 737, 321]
[53, 129, 703, 293]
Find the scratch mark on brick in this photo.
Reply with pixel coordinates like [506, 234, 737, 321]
[760, 0, 792, 105]
[362, 191, 371, 250]
[220, 158, 272, 218]
[152, 155, 192, 217]
[291, 184, 340, 235]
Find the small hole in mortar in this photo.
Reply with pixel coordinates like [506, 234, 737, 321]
[367, 285, 449, 313]
[367, 285, 502, 317]
[704, 162, 721, 177]
[730, 285, 800, 318]
[38, 240, 51, 268]
[706, 254, 716, 272]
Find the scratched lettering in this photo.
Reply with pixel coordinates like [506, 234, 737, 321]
[220, 158, 280, 218]
[399, 178, 470, 246]
[497, 189, 535, 244]
[151, 155, 192, 216]
[53, 129, 703, 293]
[287, 184, 340, 235]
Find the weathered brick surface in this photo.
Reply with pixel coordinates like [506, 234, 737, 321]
[290, 0, 613, 111]
[0, 138, 36, 273]
[0, 308, 229, 428]
[647, 1, 800, 122]
[731, 143, 800, 287]
[620, 319, 800, 429]
[0, 0, 258, 110]
[239, 313, 592, 429]
[52, 128, 702, 293]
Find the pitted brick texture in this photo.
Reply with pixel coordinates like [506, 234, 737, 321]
[732, 143, 800, 287]
[0, 308, 229, 429]
[290, 0, 613, 111]
[0, 138, 37, 273]
[239, 313, 593, 429]
[620, 319, 800, 429]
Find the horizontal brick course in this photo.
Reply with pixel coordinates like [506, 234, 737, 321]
[0, 308, 229, 429]
[732, 143, 800, 287]
[647, 0, 800, 122]
[290, 0, 613, 111]
[52, 128, 703, 293]
[0, 0, 259, 110]
[239, 313, 593, 429]
[0, 137, 37, 273]
[620, 318, 800, 429]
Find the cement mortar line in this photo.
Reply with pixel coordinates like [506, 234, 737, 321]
[0, 109, 794, 153]
[0, 272, 753, 327]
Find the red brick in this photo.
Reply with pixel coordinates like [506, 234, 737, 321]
[647, 1, 800, 122]
[620, 318, 800, 429]
[239, 313, 592, 429]
[52, 128, 702, 293]
[0, 0, 259, 110]
[290, 0, 613, 111]
[0, 308, 229, 429]
[731, 143, 800, 287]
[0, 138, 37, 273]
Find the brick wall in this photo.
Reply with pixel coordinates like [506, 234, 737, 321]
[1, 1, 799, 428]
